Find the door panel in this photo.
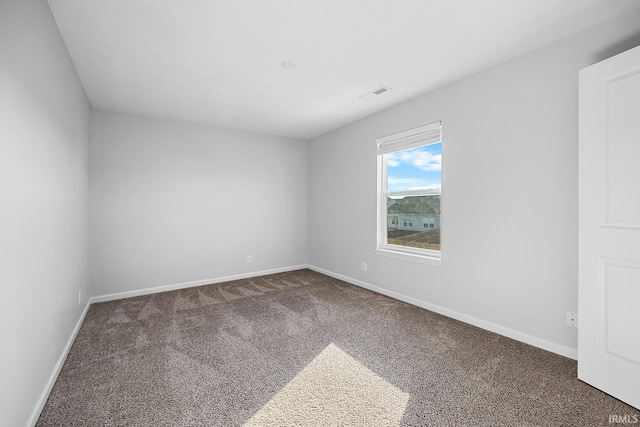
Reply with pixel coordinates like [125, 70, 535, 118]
[602, 258, 640, 364]
[604, 71, 640, 227]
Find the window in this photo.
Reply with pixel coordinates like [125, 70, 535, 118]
[376, 121, 442, 265]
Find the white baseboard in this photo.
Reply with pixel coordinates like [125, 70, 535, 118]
[91, 265, 309, 303]
[26, 300, 92, 427]
[307, 264, 578, 361]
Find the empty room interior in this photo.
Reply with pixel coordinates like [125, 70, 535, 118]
[3, 0, 640, 426]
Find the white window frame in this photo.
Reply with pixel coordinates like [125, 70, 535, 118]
[375, 121, 442, 266]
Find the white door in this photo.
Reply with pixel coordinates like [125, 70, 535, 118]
[579, 44, 640, 410]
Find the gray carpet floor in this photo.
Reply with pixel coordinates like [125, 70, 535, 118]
[37, 269, 639, 426]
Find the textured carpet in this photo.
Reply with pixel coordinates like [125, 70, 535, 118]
[37, 269, 639, 426]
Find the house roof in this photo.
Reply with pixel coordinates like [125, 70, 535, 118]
[387, 196, 440, 215]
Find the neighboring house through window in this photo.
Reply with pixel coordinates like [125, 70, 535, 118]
[376, 121, 442, 265]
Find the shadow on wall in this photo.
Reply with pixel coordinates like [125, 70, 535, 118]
[593, 31, 640, 63]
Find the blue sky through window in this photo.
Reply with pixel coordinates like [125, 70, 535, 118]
[386, 142, 441, 192]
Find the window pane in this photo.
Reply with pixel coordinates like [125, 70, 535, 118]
[387, 194, 440, 251]
[386, 142, 441, 192]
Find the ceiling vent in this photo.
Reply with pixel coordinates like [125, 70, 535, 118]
[359, 86, 392, 100]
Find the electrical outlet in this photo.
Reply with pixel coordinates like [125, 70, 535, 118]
[361, 262, 367, 272]
[78, 290, 82, 305]
[247, 255, 253, 264]
[566, 311, 578, 328]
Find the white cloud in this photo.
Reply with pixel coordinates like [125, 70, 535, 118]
[387, 150, 441, 172]
[387, 157, 401, 167]
[387, 177, 441, 192]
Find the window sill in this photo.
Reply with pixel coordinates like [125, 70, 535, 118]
[375, 248, 442, 266]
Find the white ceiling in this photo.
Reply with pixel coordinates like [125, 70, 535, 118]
[47, 0, 640, 140]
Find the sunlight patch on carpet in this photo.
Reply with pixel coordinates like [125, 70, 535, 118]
[244, 343, 409, 426]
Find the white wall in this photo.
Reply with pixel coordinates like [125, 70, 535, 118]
[0, 1, 91, 425]
[90, 110, 308, 297]
[308, 10, 640, 357]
